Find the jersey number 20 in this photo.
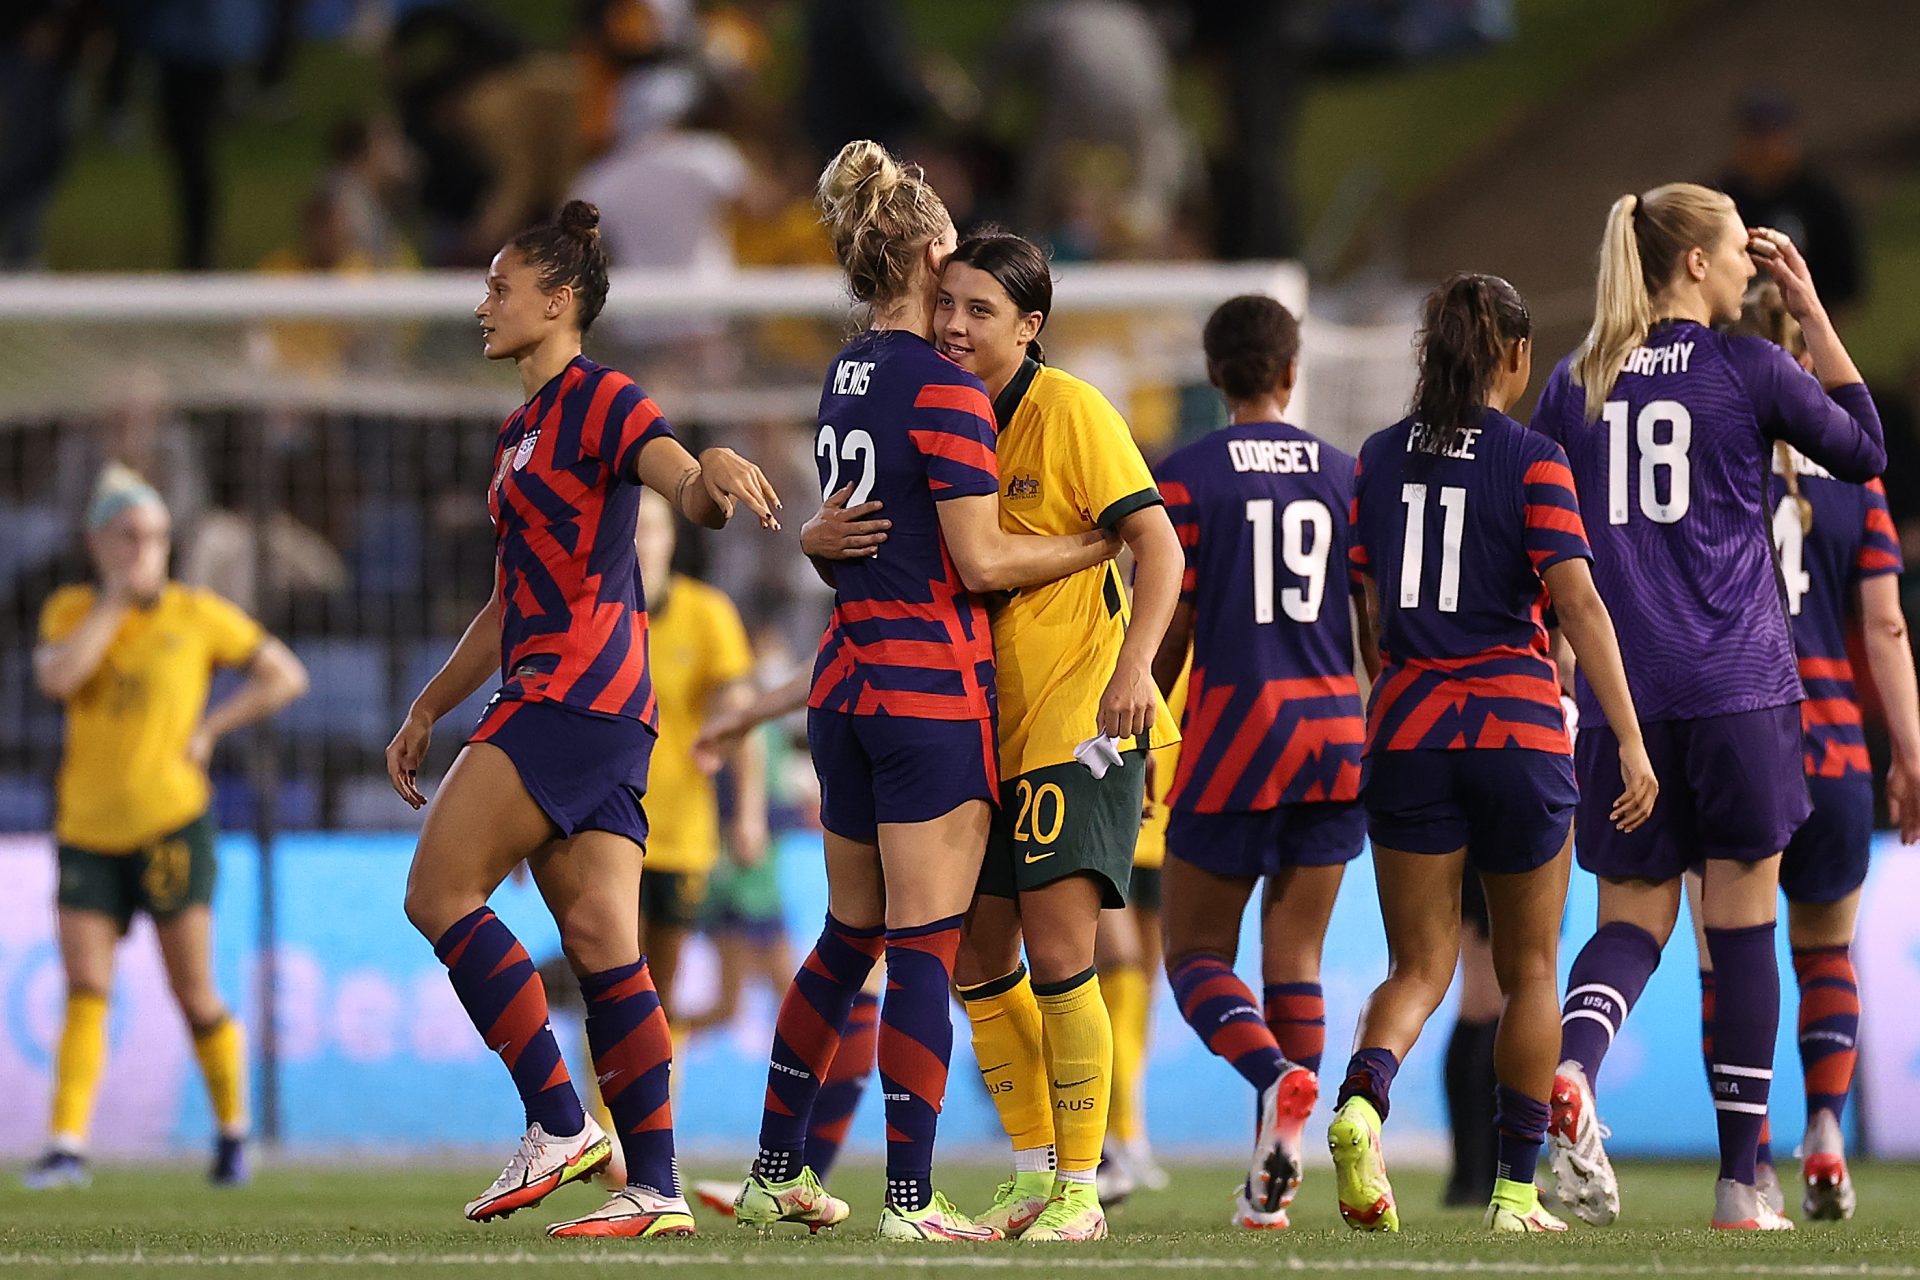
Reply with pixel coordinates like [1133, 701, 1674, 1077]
[1245, 498, 1331, 624]
[817, 424, 877, 504]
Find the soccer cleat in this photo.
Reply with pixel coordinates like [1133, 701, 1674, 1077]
[1022, 1183, 1107, 1242]
[1095, 1144, 1136, 1208]
[210, 1135, 249, 1187]
[975, 1171, 1053, 1238]
[1125, 1136, 1171, 1191]
[877, 1190, 1002, 1242]
[1801, 1108, 1854, 1221]
[463, 1117, 611, 1221]
[1712, 1177, 1795, 1230]
[1231, 1182, 1290, 1230]
[1485, 1180, 1568, 1233]
[546, 1186, 697, 1238]
[21, 1150, 91, 1191]
[1250, 1063, 1317, 1213]
[1756, 1159, 1785, 1215]
[1547, 1062, 1619, 1226]
[1328, 1095, 1399, 1232]
[693, 1179, 741, 1217]
[732, 1166, 849, 1233]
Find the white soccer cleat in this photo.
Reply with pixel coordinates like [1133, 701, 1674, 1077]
[693, 1178, 741, 1217]
[1547, 1062, 1619, 1226]
[1125, 1136, 1171, 1191]
[463, 1117, 611, 1221]
[1713, 1177, 1795, 1230]
[1249, 1063, 1317, 1214]
[1096, 1144, 1137, 1207]
[546, 1186, 697, 1238]
[1755, 1159, 1785, 1216]
[1231, 1182, 1290, 1230]
[1801, 1109, 1856, 1221]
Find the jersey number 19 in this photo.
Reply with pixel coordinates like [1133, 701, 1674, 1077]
[1245, 498, 1331, 624]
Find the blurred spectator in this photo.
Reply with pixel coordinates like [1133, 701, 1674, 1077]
[985, 0, 1193, 258]
[131, 0, 274, 270]
[1185, 0, 1305, 260]
[53, 365, 209, 538]
[317, 115, 417, 269]
[574, 89, 747, 274]
[577, 0, 699, 160]
[0, 2, 98, 268]
[801, 0, 936, 163]
[732, 133, 835, 267]
[1719, 88, 1864, 312]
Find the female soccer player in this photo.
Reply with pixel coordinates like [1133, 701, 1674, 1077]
[1147, 295, 1369, 1232]
[731, 143, 1120, 1243]
[919, 229, 1181, 1245]
[385, 199, 779, 1239]
[1534, 186, 1885, 1231]
[25, 466, 309, 1191]
[629, 487, 763, 1009]
[1335, 273, 1656, 1235]
[1679, 284, 1920, 1223]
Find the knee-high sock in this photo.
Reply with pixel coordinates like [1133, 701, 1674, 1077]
[880, 916, 963, 1212]
[958, 965, 1054, 1161]
[1559, 921, 1662, 1088]
[756, 914, 884, 1181]
[190, 1017, 248, 1138]
[1793, 945, 1860, 1125]
[1706, 923, 1780, 1185]
[434, 907, 583, 1136]
[50, 991, 109, 1147]
[1101, 963, 1149, 1145]
[1169, 955, 1284, 1092]
[805, 989, 879, 1182]
[1701, 969, 1772, 1164]
[1263, 981, 1326, 1077]
[1035, 968, 1111, 1180]
[582, 959, 676, 1196]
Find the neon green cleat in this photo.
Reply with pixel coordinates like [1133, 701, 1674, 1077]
[1485, 1178, 1568, 1233]
[1328, 1096, 1399, 1232]
[732, 1166, 849, 1233]
[1022, 1183, 1108, 1243]
[974, 1171, 1054, 1239]
[877, 1190, 1002, 1242]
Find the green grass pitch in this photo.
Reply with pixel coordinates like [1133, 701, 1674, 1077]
[5, 1158, 1920, 1278]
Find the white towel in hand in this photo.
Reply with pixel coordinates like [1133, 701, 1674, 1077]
[1074, 734, 1125, 779]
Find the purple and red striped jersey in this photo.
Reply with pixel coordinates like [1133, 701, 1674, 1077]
[1532, 320, 1885, 725]
[1156, 421, 1365, 811]
[1771, 456, 1903, 779]
[1352, 408, 1590, 755]
[807, 329, 1000, 721]
[488, 355, 674, 726]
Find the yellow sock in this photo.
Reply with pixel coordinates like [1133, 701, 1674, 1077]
[1036, 968, 1112, 1176]
[958, 966, 1054, 1157]
[50, 991, 109, 1145]
[1101, 964, 1148, 1145]
[191, 1018, 248, 1137]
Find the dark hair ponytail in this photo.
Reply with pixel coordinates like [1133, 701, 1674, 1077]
[1203, 294, 1300, 402]
[1411, 272, 1531, 454]
[508, 199, 612, 334]
[947, 226, 1053, 362]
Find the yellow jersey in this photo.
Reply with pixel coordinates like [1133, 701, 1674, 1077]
[1133, 663, 1189, 870]
[641, 574, 755, 875]
[989, 360, 1180, 777]
[40, 582, 264, 852]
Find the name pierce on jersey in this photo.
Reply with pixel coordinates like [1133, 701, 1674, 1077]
[1405, 423, 1481, 459]
[1227, 438, 1321, 474]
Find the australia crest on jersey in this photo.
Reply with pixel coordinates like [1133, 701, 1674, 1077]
[1005, 474, 1041, 505]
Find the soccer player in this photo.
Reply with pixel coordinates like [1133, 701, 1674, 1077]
[732, 142, 1119, 1242]
[917, 229, 1181, 1244]
[1533, 186, 1885, 1231]
[1335, 273, 1656, 1235]
[629, 487, 763, 1009]
[1678, 284, 1920, 1223]
[385, 199, 780, 1239]
[24, 465, 309, 1190]
[1149, 296, 1366, 1231]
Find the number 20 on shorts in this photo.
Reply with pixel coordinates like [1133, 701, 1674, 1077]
[1013, 778, 1066, 846]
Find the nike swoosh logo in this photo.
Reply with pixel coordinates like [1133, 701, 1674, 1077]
[1053, 1076, 1096, 1090]
[1023, 851, 1056, 864]
[978, 1062, 1010, 1075]
[490, 1042, 512, 1055]
[598, 1069, 622, 1085]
